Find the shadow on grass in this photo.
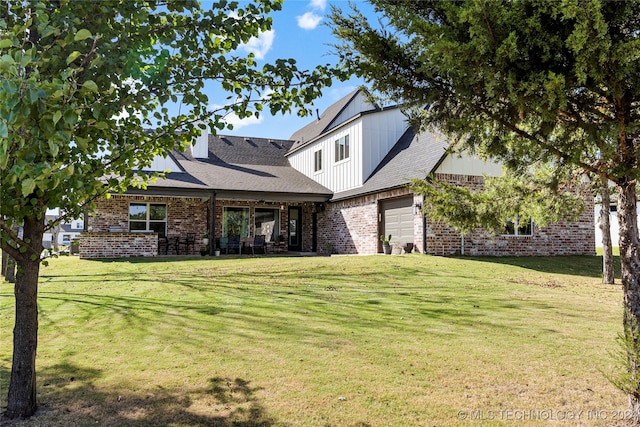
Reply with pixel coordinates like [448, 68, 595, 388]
[461, 255, 621, 280]
[31, 258, 564, 343]
[74, 253, 622, 281]
[2, 362, 276, 427]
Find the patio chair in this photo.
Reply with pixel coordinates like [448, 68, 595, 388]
[185, 233, 196, 254]
[251, 235, 266, 255]
[158, 236, 168, 255]
[219, 236, 229, 254]
[173, 236, 187, 255]
[228, 235, 241, 254]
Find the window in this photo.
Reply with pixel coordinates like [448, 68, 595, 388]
[129, 203, 167, 236]
[62, 234, 71, 244]
[314, 149, 323, 172]
[255, 208, 280, 241]
[335, 135, 349, 162]
[610, 204, 617, 213]
[504, 216, 532, 236]
[223, 207, 249, 237]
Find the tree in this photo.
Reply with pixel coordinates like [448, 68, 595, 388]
[598, 176, 615, 284]
[0, 0, 339, 418]
[331, 0, 640, 414]
[409, 165, 585, 238]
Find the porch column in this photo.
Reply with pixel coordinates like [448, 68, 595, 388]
[209, 191, 216, 255]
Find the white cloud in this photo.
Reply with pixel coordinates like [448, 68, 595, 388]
[209, 90, 273, 131]
[310, 0, 327, 11]
[240, 30, 275, 60]
[297, 12, 323, 30]
[224, 111, 264, 130]
[207, 105, 265, 131]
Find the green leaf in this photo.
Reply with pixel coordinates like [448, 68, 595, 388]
[21, 178, 36, 197]
[48, 140, 59, 157]
[66, 51, 82, 65]
[82, 80, 98, 93]
[0, 39, 13, 49]
[52, 111, 62, 125]
[74, 29, 93, 41]
[0, 121, 7, 138]
[63, 109, 78, 126]
[28, 88, 42, 104]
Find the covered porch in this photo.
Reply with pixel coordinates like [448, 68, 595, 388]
[80, 188, 328, 259]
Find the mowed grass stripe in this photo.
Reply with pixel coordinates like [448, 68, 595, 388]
[0, 254, 626, 426]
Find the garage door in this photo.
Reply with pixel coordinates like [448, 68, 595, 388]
[381, 197, 414, 248]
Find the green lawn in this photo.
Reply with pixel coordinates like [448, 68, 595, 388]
[0, 254, 629, 426]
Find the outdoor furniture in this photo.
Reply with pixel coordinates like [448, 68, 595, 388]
[158, 236, 168, 255]
[185, 233, 196, 254]
[269, 235, 287, 253]
[240, 237, 253, 254]
[250, 235, 267, 255]
[228, 235, 241, 254]
[219, 236, 229, 254]
[173, 236, 188, 255]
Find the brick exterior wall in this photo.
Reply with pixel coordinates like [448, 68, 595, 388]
[319, 174, 595, 257]
[318, 188, 423, 255]
[426, 173, 596, 256]
[80, 232, 158, 259]
[85, 195, 318, 257]
[83, 194, 208, 257]
[83, 174, 595, 258]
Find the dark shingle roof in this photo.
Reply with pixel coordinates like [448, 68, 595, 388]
[145, 134, 332, 197]
[331, 127, 449, 201]
[287, 89, 362, 153]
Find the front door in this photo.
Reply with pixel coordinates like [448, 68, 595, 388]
[288, 207, 302, 251]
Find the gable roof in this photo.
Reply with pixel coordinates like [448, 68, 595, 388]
[287, 89, 362, 153]
[331, 127, 449, 201]
[136, 135, 332, 201]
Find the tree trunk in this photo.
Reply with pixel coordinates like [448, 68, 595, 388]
[617, 182, 640, 418]
[5, 256, 16, 283]
[2, 250, 7, 277]
[600, 177, 615, 284]
[5, 216, 44, 419]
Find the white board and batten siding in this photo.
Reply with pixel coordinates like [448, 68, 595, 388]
[434, 152, 503, 176]
[141, 154, 181, 172]
[326, 91, 375, 131]
[361, 109, 408, 181]
[289, 108, 408, 194]
[288, 120, 364, 193]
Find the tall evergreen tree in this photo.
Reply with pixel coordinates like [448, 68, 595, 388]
[331, 0, 640, 413]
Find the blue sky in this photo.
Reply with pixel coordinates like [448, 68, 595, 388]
[208, 0, 377, 140]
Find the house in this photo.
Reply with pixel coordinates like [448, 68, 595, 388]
[43, 211, 84, 249]
[594, 200, 640, 248]
[80, 90, 595, 258]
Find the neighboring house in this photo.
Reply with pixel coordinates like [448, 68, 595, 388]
[594, 202, 640, 248]
[81, 90, 595, 258]
[43, 213, 84, 249]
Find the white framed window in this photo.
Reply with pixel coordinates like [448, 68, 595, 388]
[314, 149, 323, 172]
[335, 135, 349, 162]
[129, 203, 167, 236]
[504, 216, 532, 236]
